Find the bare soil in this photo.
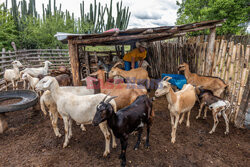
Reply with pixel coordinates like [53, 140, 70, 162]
[0, 91, 249, 167]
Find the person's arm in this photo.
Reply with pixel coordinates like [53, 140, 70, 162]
[131, 57, 135, 69]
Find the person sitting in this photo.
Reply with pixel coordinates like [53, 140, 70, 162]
[123, 42, 147, 71]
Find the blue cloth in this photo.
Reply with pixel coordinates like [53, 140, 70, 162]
[161, 74, 187, 89]
[124, 61, 138, 71]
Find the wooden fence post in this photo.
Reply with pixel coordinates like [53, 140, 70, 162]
[68, 41, 81, 86]
[235, 72, 250, 128]
[206, 27, 216, 75]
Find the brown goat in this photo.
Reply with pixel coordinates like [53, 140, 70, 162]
[55, 74, 71, 86]
[90, 69, 147, 109]
[178, 63, 229, 119]
[109, 62, 150, 87]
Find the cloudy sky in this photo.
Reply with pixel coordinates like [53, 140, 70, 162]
[6, 0, 180, 28]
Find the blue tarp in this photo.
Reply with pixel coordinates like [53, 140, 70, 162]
[161, 74, 187, 89]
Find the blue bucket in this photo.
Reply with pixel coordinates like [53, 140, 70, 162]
[161, 74, 187, 89]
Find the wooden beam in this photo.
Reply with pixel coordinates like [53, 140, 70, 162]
[205, 27, 216, 75]
[72, 32, 173, 45]
[68, 40, 81, 86]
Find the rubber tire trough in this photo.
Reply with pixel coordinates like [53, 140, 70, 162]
[0, 90, 38, 113]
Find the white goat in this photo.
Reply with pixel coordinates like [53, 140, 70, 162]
[20, 61, 52, 89]
[21, 73, 39, 90]
[155, 76, 196, 143]
[4, 60, 23, 90]
[36, 76, 117, 157]
[141, 60, 151, 70]
[40, 86, 95, 137]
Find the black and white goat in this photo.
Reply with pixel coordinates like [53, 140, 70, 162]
[92, 94, 154, 167]
[197, 88, 231, 134]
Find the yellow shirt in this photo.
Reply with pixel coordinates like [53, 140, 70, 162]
[123, 48, 147, 62]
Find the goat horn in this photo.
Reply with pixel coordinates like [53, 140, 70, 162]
[113, 61, 123, 68]
[102, 92, 111, 103]
[162, 76, 172, 81]
[105, 96, 118, 104]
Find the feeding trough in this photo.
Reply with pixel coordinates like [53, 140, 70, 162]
[0, 90, 38, 133]
[0, 90, 38, 113]
[161, 74, 187, 90]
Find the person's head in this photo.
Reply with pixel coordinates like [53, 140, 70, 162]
[136, 42, 147, 52]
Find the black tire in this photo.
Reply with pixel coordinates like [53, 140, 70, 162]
[0, 90, 38, 113]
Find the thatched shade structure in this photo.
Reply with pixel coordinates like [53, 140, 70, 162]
[56, 19, 224, 86]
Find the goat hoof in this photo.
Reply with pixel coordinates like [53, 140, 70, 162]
[224, 131, 229, 135]
[112, 143, 117, 149]
[202, 117, 207, 120]
[121, 161, 126, 167]
[171, 139, 176, 144]
[56, 133, 62, 138]
[103, 151, 110, 157]
[196, 116, 200, 119]
[186, 124, 190, 128]
[63, 143, 68, 148]
[144, 143, 150, 149]
[209, 131, 213, 134]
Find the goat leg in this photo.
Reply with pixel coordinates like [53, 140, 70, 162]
[171, 114, 180, 144]
[134, 128, 143, 150]
[109, 129, 117, 148]
[120, 137, 128, 167]
[209, 112, 219, 134]
[62, 116, 70, 148]
[99, 122, 111, 157]
[222, 110, 229, 135]
[68, 118, 73, 139]
[196, 102, 205, 119]
[203, 107, 208, 119]
[11, 80, 15, 90]
[51, 111, 61, 137]
[145, 125, 150, 148]
[179, 113, 185, 124]
[186, 110, 191, 127]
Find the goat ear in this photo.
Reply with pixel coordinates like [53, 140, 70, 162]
[105, 96, 118, 104]
[43, 79, 52, 88]
[113, 61, 123, 68]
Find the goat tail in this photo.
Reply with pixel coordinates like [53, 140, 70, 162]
[40, 97, 47, 116]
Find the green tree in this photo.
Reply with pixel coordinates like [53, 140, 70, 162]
[0, 4, 18, 50]
[176, 0, 249, 35]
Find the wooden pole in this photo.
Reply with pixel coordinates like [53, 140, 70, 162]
[206, 27, 216, 75]
[68, 40, 81, 86]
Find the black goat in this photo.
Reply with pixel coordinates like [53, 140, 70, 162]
[92, 94, 154, 167]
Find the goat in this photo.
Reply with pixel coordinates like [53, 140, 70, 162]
[93, 94, 154, 167]
[4, 60, 23, 90]
[21, 73, 39, 90]
[55, 74, 71, 86]
[89, 69, 147, 109]
[141, 60, 152, 70]
[40, 86, 95, 137]
[109, 62, 150, 87]
[155, 76, 196, 143]
[98, 59, 112, 72]
[178, 63, 229, 119]
[197, 88, 230, 134]
[20, 61, 52, 89]
[35, 76, 117, 157]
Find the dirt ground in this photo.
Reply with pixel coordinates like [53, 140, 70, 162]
[0, 91, 249, 167]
